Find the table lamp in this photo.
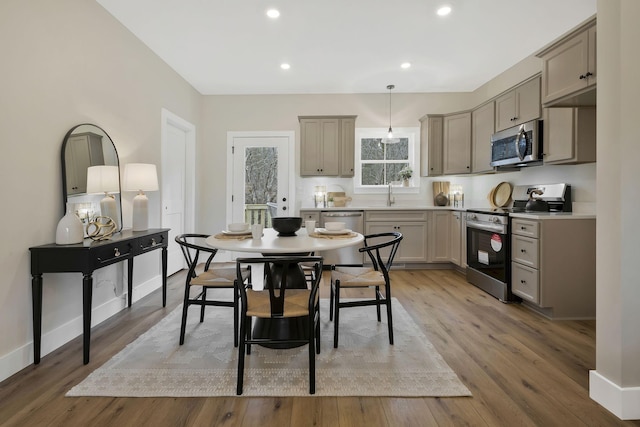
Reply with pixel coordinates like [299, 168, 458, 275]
[123, 163, 159, 231]
[86, 165, 120, 230]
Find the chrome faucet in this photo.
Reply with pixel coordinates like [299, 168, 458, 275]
[387, 183, 395, 206]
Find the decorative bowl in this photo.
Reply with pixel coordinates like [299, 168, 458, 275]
[272, 217, 302, 236]
[324, 221, 346, 231]
[228, 222, 250, 232]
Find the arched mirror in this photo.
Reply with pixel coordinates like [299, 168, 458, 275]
[61, 124, 122, 233]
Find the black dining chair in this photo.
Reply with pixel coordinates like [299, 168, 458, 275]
[236, 256, 323, 395]
[329, 232, 402, 348]
[175, 234, 250, 347]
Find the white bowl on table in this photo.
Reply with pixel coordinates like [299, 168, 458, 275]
[324, 221, 346, 231]
[228, 222, 250, 232]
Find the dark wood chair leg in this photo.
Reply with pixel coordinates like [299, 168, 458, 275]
[333, 281, 340, 348]
[309, 308, 316, 394]
[233, 281, 239, 348]
[246, 316, 252, 355]
[386, 284, 394, 345]
[315, 304, 321, 354]
[179, 284, 191, 345]
[200, 288, 207, 322]
[329, 281, 334, 321]
[375, 286, 382, 322]
[237, 313, 246, 395]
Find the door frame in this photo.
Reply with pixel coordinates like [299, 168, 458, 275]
[226, 130, 296, 233]
[161, 108, 196, 266]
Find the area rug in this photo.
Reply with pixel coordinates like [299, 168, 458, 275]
[67, 292, 471, 397]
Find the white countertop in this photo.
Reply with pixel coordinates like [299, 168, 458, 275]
[299, 206, 594, 219]
[509, 212, 596, 220]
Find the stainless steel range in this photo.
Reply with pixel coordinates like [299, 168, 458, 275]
[465, 183, 572, 302]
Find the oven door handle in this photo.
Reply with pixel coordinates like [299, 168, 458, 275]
[467, 222, 507, 234]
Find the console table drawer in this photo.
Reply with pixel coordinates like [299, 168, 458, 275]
[94, 242, 133, 266]
[137, 232, 167, 252]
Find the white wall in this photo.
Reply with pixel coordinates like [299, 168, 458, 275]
[590, 0, 640, 420]
[0, 0, 201, 380]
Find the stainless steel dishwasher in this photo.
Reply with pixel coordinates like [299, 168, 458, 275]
[319, 211, 364, 265]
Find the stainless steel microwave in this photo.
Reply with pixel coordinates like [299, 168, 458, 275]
[490, 120, 543, 167]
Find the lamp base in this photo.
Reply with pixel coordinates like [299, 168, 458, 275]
[100, 194, 119, 230]
[132, 192, 149, 231]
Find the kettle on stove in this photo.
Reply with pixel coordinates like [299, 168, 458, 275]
[525, 189, 549, 212]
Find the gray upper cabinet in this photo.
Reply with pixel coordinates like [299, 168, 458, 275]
[443, 112, 471, 175]
[543, 107, 596, 164]
[339, 117, 355, 176]
[420, 115, 443, 176]
[494, 77, 541, 132]
[538, 18, 596, 107]
[471, 101, 495, 174]
[299, 116, 356, 176]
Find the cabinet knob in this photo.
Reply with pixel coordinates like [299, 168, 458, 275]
[521, 249, 526, 253]
[521, 279, 526, 284]
[585, 72, 593, 77]
[114, 248, 121, 257]
[579, 74, 586, 79]
[520, 226, 526, 230]
[151, 238, 157, 246]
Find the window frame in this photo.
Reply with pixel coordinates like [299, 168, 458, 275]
[353, 127, 420, 194]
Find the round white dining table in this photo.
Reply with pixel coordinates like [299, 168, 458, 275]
[205, 227, 364, 254]
[206, 227, 364, 348]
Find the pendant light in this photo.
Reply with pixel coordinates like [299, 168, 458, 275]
[383, 84, 400, 144]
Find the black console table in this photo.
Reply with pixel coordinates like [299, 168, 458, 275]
[29, 228, 169, 365]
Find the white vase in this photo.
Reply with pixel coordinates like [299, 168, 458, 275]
[56, 204, 84, 245]
[403, 179, 410, 187]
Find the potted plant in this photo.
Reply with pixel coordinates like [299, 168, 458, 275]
[398, 167, 413, 186]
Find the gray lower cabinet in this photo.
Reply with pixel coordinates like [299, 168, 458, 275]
[511, 217, 596, 319]
[427, 211, 450, 262]
[365, 211, 428, 263]
[299, 210, 320, 225]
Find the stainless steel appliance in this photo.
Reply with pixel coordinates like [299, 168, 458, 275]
[466, 210, 514, 302]
[320, 211, 364, 264]
[490, 119, 543, 168]
[465, 183, 572, 302]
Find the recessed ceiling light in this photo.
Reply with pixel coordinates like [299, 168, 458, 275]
[437, 6, 452, 16]
[401, 62, 411, 69]
[280, 63, 290, 70]
[266, 9, 280, 18]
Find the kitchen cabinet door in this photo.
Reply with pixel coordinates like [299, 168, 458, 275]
[420, 115, 443, 176]
[443, 112, 471, 175]
[339, 117, 355, 176]
[300, 116, 353, 176]
[427, 211, 450, 262]
[543, 107, 596, 164]
[449, 211, 462, 266]
[539, 20, 596, 106]
[495, 77, 541, 132]
[365, 221, 428, 263]
[471, 101, 495, 174]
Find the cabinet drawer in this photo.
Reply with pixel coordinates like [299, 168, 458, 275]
[138, 233, 166, 252]
[512, 262, 539, 303]
[512, 235, 539, 268]
[365, 210, 427, 222]
[94, 242, 133, 267]
[511, 218, 539, 238]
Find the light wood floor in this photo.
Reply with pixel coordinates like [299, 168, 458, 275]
[1, 269, 638, 427]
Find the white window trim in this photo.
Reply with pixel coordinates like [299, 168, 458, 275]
[353, 127, 420, 194]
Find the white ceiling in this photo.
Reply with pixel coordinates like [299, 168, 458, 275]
[96, 0, 596, 95]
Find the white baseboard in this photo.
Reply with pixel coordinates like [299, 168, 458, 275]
[0, 274, 163, 383]
[590, 370, 640, 420]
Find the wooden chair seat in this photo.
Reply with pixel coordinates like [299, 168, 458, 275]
[191, 267, 243, 287]
[331, 267, 385, 287]
[246, 289, 313, 318]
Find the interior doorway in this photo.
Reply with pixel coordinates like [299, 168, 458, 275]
[161, 108, 196, 275]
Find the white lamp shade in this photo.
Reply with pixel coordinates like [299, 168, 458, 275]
[86, 165, 120, 194]
[123, 163, 159, 192]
